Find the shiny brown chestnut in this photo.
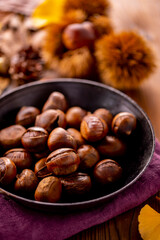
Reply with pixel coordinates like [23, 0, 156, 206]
[60, 172, 92, 196]
[34, 176, 62, 203]
[46, 148, 80, 175]
[14, 169, 38, 194]
[93, 108, 113, 129]
[34, 158, 52, 178]
[80, 114, 108, 142]
[96, 135, 126, 157]
[21, 126, 48, 153]
[112, 112, 137, 137]
[47, 127, 77, 152]
[66, 106, 87, 129]
[93, 159, 122, 185]
[15, 106, 40, 127]
[35, 109, 66, 132]
[34, 158, 46, 174]
[4, 148, 33, 170]
[77, 144, 100, 170]
[42, 91, 68, 112]
[0, 125, 26, 150]
[67, 128, 85, 147]
[62, 21, 96, 50]
[0, 157, 17, 185]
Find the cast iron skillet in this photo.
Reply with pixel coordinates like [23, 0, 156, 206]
[0, 79, 155, 212]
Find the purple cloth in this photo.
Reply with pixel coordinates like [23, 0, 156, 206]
[1, 139, 160, 240]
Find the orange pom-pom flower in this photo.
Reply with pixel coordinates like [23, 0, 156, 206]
[95, 31, 156, 89]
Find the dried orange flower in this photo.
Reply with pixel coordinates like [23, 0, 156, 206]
[138, 204, 160, 240]
[64, 0, 110, 17]
[95, 31, 156, 89]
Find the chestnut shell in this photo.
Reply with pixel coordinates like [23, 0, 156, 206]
[46, 148, 80, 175]
[80, 115, 108, 142]
[21, 126, 48, 153]
[60, 172, 92, 196]
[34, 176, 62, 203]
[94, 159, 122, 185]
[4, 148, 33, 170]
[47, 127, 77, 151]
[0, 157, 17, 185]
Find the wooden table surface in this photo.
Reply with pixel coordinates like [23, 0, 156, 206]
[1, 0, 160, 239]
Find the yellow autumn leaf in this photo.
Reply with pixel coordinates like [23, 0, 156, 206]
[32, 0, 66, 28]
[138, 204, 160, 240]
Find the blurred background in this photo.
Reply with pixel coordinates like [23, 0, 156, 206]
[0, 0, 160, 140]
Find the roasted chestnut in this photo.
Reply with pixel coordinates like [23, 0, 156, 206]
[21, 126, 48, 153]
[46, 148, 80, 175]
[60, 172, 92, 197]
[34, 176, 62, 203]
[66, 106, 87, 129]
[77, 144, 100, 170]
[62, 21, 96, 50]
[15, 106, 40, 127]
[67, 128, 85, 147]
[34, 158, 52, 178]
[34, 158, 46, 174]
[112, 112, 137, 137]
[4, 148, 33, 170]
[0, 157, 17, 185]
[47, 127, 77, 151]
[0, 125, 26, 150]
[96, 135, 126, 157]
[80, 115, 108, 142]
[93, 108, 113, 129]
[35, 109, 66, 132]
[14, 169, 38, 194]
[42, 91, 68, 112]
[93, 159, 122, 185]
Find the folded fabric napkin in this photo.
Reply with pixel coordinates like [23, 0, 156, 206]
[0, 139, 160, 240]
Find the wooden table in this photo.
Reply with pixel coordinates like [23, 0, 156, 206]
[1, 1, 160, 239]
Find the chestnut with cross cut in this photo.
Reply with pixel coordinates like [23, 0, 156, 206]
[112, 112, 137, 137]
[4, 148, 33, 170]
[46, 148, 80, 176]
[80, 114, 108, 142]
[0, 157, 17, 185]
[21, 126, 48, 153]
[93, 159, 122, 185]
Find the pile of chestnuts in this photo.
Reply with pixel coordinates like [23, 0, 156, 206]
[0, 91, 137, 203]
